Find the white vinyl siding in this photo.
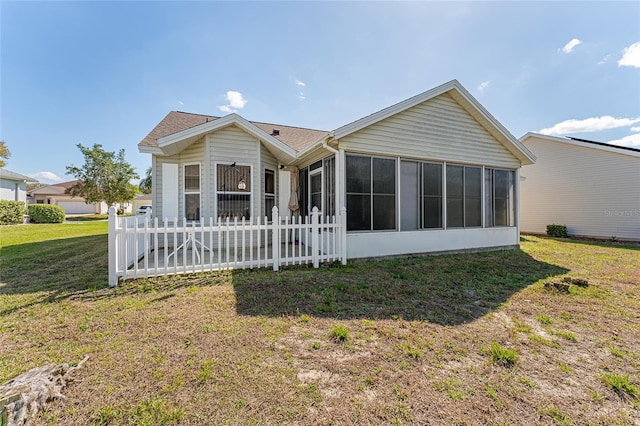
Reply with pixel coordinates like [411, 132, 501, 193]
[209, 126, 260, 219]
[520, 136, 640, 240]
[339, 93, 520, 169]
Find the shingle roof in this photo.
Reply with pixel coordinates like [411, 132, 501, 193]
[139, 111, 329, 153]
[0, 168, 37, 182]
[28, 180, 81, 195]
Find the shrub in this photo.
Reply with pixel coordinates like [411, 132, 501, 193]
[546, 224, 568, 238]
[0, 200, 27, 225]
[28, 204, 66, 223]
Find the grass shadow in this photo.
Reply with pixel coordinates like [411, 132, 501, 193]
[0, 234, 109, 315]
[231, 249, 569, 325]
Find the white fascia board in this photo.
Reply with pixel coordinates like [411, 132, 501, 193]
[520, 132, 640, 158]
[332, 80, 459, 139]
[138, 145, 164, 155]
[156, 113, 297, 160]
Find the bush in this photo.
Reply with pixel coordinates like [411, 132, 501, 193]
[0, 200, 27, 225]
[546, 224, 568, 238]
[28, 204, 66, 223]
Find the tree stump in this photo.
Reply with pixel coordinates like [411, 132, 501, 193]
[0, 356, 88, 426]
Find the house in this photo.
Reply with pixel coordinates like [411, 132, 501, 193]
[28, 180, 110, 215]
[519, 132, 640, 241]
[0, 168, 36, 203]
[138, 79, 535, 260]
[132, 193, 152, 214]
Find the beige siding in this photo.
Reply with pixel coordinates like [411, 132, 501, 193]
[208, 126, 260, 219]
[520, 136, 640, 240]
[153, 138, 205, 219]
[339, 93, 520, 168]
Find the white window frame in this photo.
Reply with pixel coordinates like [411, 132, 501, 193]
[214, 162, 253, 222]
[264, 168, 275, 218]
[183, 162, 201, 221]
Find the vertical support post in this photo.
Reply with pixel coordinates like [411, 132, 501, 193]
[312, 206, 319, 268]
[340, 206, 347, 265]
[108, 206, 118, 287]
[272, 206, 280, 271]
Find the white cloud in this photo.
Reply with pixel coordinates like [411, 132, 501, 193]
[618, 41, 640, 68]
[298, 92, 306, 101]
[217, 90, 247, 113]
[477, 81, 490, 92]
[295, 79, 306, 87]
[28, 171, 63, 183]
[631, 126, 640, 132]
[540, 116, 640, 135]
[607, 133, 640, 148]
[178, 101, 184, 106]
[597, 54, 610, 65]
[561, 38, 582, 53]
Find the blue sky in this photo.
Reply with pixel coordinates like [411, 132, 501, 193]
[2, 1, 639, 184]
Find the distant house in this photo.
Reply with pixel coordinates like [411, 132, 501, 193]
[520, 132, 640, 241]
[0, 168, 37, 203]
[28, 180, 110, 215]
[137, 80, 536, 259]
[132, 193, 152, 214]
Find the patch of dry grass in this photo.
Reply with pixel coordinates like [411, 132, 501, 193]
[1, 228, 639, 425]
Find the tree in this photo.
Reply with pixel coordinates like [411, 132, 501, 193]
[0, 141, 10, 167]
[139, 166, 152, 194]
[66, 144, 139, 207]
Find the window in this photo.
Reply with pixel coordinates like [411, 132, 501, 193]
[446, 164, 481, 228]
[400, 161, 443, 230]
[184, 164, 200, 220]
[264, 169, 275, 217]
[217, 164, 251, 220]
[485, 168, 514, 227]
[400, 161, 419, 230]
[422, 162, 443, 228]
[346, 154, 396, 231]
[298, 168, 308, 217]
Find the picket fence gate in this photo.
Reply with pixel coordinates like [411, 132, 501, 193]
[108, 206, 347, 287]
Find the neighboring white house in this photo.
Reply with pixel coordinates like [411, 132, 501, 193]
[0, 168, 36, 203]
[28, 180, 110, 214]
[520, 132, 640, 241]
[132, 193, 152, 214]
[138, 80, 536, 259]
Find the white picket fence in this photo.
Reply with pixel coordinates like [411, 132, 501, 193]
[108, 206, 347, 286]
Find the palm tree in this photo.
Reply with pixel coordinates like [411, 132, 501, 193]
[139, 166, 152, 194]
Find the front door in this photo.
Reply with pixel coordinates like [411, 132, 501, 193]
[310, 170, 322, 213]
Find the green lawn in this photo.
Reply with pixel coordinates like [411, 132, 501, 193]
[1, 224, 638, 425]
